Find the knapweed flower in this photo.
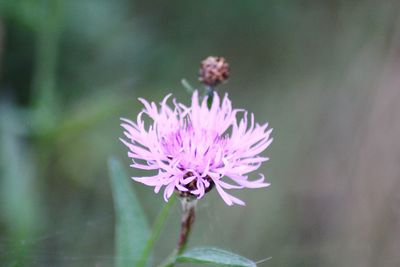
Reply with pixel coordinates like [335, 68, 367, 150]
[120, 91, 273, 206]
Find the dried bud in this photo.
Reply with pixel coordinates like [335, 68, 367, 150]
[199, 56, 230, 87]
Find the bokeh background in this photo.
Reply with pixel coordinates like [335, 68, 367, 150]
[1, 0, 400, 266]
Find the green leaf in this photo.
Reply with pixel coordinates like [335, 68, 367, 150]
[108, 157, 151, 267]
[181, 78, 195, 94]
[177, 247, 258, 267]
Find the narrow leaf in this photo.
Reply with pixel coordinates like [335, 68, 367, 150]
[181, 78, 195, 93]
[108, 157, 150, 267]
[177, 247, 258, 267]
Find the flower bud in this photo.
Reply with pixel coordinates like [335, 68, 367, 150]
[199, 56, 230, 87]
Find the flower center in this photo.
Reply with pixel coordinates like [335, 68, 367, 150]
[161, 125, 225, 173]
[175, 171, 215, 198]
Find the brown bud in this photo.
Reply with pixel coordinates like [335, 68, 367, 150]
[199, 56, 230, 87]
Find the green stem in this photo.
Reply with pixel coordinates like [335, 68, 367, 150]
[156, 249, 178, 267]
[32, 0, 63, 132]
[205, 85, 214, 108]
[137, 196, 176, 267]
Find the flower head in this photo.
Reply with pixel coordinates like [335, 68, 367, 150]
[120, 91, 273, 206]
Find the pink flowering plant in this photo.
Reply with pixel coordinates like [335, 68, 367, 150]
[109, 57, 273, 267]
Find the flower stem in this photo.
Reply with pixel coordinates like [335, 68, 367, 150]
[205, 85, 214, 108]
[178, 205, 195, 253]
[157, 197, 197, 267]
[137, 196, 176, 267]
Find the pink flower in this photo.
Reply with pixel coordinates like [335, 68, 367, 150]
[120, 91, 273, 206]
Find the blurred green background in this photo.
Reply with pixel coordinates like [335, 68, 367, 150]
[1, 0, 400, 266]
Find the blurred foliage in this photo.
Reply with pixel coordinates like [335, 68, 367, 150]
[1, 0, 400, 266]
[108, 157, 150, 267]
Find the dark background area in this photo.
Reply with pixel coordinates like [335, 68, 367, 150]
[1, 1, 400, 266]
